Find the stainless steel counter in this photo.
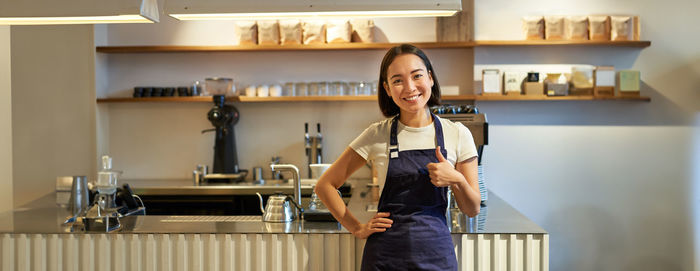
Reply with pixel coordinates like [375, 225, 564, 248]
[0, 179, 546, 235]
[127, 178, 319, 196]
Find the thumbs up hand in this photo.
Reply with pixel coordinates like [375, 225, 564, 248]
[426, 146, 461, 187]
[435, 146, 447, 163]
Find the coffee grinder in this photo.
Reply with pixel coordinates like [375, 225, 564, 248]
[201, 95, 247, 182]
[82, 155, 121, 232]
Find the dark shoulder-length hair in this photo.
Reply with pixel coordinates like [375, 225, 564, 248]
[377, 44, 441, 117]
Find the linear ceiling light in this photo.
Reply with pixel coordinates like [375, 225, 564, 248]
[167, 0, 460, 20]
[0, 0, 159, 25]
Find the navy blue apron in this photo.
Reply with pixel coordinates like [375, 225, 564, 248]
[361, 113, 457, 271]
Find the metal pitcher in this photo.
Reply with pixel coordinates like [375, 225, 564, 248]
[256, 192, 302, 223]
[66, 176, 89, 219]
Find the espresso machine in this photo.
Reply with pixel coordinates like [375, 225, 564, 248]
[201, 95, 247, 182]
[434, 104, 488, 205]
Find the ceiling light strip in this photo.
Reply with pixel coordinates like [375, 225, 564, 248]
[0, 15, 153, 25]
[170, 10, 458, 20]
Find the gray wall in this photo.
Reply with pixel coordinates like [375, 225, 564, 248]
[3, 0, 698, 269]
[0, 26, 12, 213]
[11, 26, 97, 207]
[95, 3, 698, 270]
[694, 113, 700, 270]
[475, 0, 699, 270]
[95, 16, 473, 180]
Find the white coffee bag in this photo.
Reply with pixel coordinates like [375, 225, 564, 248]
[279, 19, 302, 45]
[326, 19, 351, 43]
[350, 19, 375, 43]
[257, 20, 280, 45]
[544, 16, 565, 40]
[302, 20, 326, 44]
[522, 16, 544, 40]
[611, 16, 633, 41]
[588, 16, 610, 41]
[565, 16, 589, 40]
[235, 21, 257, 45]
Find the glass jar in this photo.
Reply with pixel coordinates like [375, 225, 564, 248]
[358, 81, 371, 96]
[317, 81, 329, 96]
[295, 82, 308, 96]
[370, 80, 379, 95]
[283, 82, 295, 96]
[329, 81, 340, 96]
[333, 81, 349, 96]
[308, 82, 320, 96]
[348, 82, 360, 96]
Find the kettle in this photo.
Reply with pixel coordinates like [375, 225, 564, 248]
[256, 192, 303, 223]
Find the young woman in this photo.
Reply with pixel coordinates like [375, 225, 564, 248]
[314, 44, 481, 270]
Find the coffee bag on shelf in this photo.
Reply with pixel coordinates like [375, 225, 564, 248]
[588, 15, 610, 41]
[482, 69, 502, 95]
[522, 16, 544, 40]
[257, 20, 280, 45]
[302, 20, 326, 44]
[617, 70, 640, 97]
[350, 19, 375, 43]
[234, 21, 257, 45]
[611, 16, 637, 41]
[280, 19, 302, 45]
[570, 66, 594, 95]
[326, 19, 352, 43]
[504, 71, 526, 95]
[565, 16, 589, 40]
[544, 16, 565, 40]
[594, 66, 615, 96]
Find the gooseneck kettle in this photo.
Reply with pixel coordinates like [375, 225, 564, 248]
[256, 192, 303, 223]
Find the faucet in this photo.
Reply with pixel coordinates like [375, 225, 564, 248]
[269, 156, 282, 180]
[270, 164, 302, 218]
[304, 122, 323, 178]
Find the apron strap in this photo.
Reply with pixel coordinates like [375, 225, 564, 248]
[390, 112, 446, 159]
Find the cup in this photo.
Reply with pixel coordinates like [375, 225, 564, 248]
[257, 85, 269, 97]
[283, 82, 295, 96]
[269, 84, 283, 97]
[245, 85, 257, 97]
[308, 82, 320, 96]
[329, 81, 341, 96]
[295, 82, 308, 96]
[317, 81, 329, 96]
[67, 176, 89, 218]
[348, 82, 360, 96]
[191, 81, 204, 96]
[253, 167, 264, 184]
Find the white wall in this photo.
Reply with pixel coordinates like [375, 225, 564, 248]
[475, 0, 699, 270]
[0, 0, 694, 269]
[694, 113, 700, 271]
[11, 26, 97, 207]
[0, 26, 12, 213]
[97, 16, 473, 180]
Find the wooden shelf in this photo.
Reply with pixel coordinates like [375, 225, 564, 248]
[473, 40, 650, 47]
[97, 95, 650, 103]
[238, 96, 377, 102]
[95, 42, 476, 53]
[96, 97, 224, 103]
[483, 95, 649, 101]
[96, 96, 378, 103]
[95, 40, 650, 53]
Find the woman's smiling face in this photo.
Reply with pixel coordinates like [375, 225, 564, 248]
[384, 53, 434, 115]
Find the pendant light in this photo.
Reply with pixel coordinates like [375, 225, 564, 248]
[166, 0, 460, 20]
[0, 0, 159, 25]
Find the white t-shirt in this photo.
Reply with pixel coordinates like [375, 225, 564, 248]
[349, 116, 478, 194]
